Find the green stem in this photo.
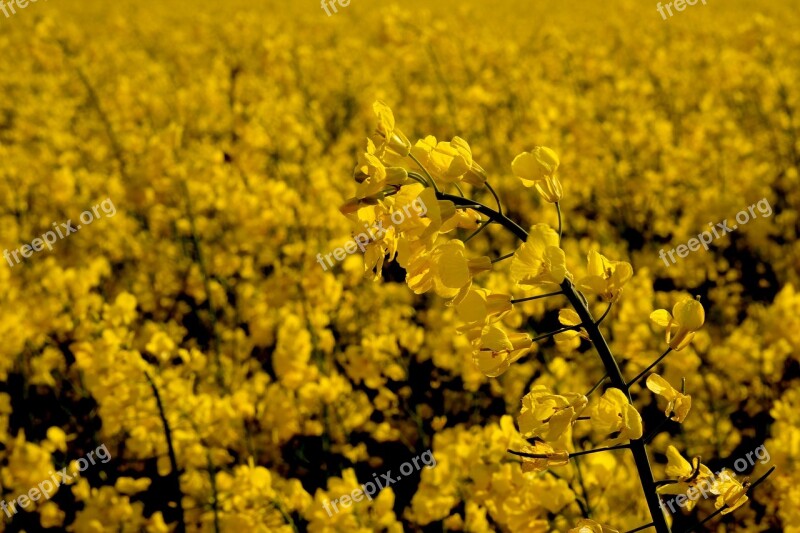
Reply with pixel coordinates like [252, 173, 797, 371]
[436, 193, 528, 240]
[144, 372, 187, 533]
[439, 189, 669, 532]
[531, 325, 581, 343]
[555, 201, 563, 243]
[409, 152, 440, 193]
[509, 443, 629, 459]
[485, 182, 503, 215]
[510, 290, 563, 304]
[463, 219, 492, 243]
[561, 280, 670, 533]
[491, 251, 514, 264]
[628, 348, 673, 389]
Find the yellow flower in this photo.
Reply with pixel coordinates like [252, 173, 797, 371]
[591, 388, 642, 443]
[455, 288, 512, 325]
[463, 159, 488, 187]
[650, 297, 705, 351]
[410, 135, 473, 184]
[518, 385, 588, 442]
[646, 374, 692, 422]
[472, 325, 531, 377]
[657, 446, 716, 512]
[353, 139, 411, 199]
[554, 308, 590, 351]
[372, 100, 411, 159]
[510, 224, 568, 290]
[406, 240, 491, 300]
[517, 440, 570, 473]
[396, 186, 457, 240]
[568, 519, 620, 533]
[576, 251, 633, 302]
[711, 469, 749, 514]
[511, 146, 563, 203]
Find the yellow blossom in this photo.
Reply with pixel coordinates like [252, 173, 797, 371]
[472, 325, 532, 377]
[510, 224, 568, 290]
[518, 385, 588, 441]
[646, 374, 692, 422]
[591, 388, 643, 443]
[576, 251, 633, 302]
[650, 297, 705, 350]
[511, 146, 563, 203]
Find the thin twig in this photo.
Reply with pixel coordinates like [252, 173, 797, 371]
[531, 325, 581, 343]
[628, 348, 673, 389]
[508, 443, 630, 459]
[491, 251, 515, 264]
[585, 373, 609, 397]
[485, 181, 503, 215]
[144, 372, 187, 533]
[595, 303, 613, 325]
[511, 290, 563, 304]
[464, 219, 492, 243]
[555, 201, 563, 242]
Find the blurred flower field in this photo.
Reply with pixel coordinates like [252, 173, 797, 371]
[0, 0, 799, 531]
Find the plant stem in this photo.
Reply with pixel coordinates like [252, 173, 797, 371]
[436, 193, 528, 240]
[531, 325, 581, 343]
[511, 290, 563, 304]
[561, 280, 670, 533]
[438, 189, 669, 532]
[491, 251, 514, 264]
[409, 152, 440, 193]
[555, 201, 563, 243]
[683, 466, 776, 533]
[464, 219, 492, 243]
[144, 372, 187, 533]
[628, 348, 673, 389]
[509, 443, 629, 459]
[485, 182, 503, 215]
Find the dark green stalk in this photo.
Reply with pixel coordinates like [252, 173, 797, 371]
[436, 190, 670, 532]
[561, 281, 670, 533]
[144, 372, 187, 533]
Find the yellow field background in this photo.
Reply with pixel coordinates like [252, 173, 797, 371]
[0, 0, 798, 531]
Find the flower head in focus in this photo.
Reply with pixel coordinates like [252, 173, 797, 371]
[650, 297, 705, 351]
[657, 445, 716, 512]
[591, 388, 642, 444]
[372, 100, 411, 160]
[576, 251, 633, 302]
[711, 469, 749, 515]
[554, 308, 590, 352]
[410, 135, 472, 184]
[646, 373, 692, 422]
[472, 324, 532, 377]
[517, 440, 570, 473]
[510, 224, 568, 291]
[518, 385, 588, 442]
[512, 146, 562, 203]
[405, 240, 492, 301]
